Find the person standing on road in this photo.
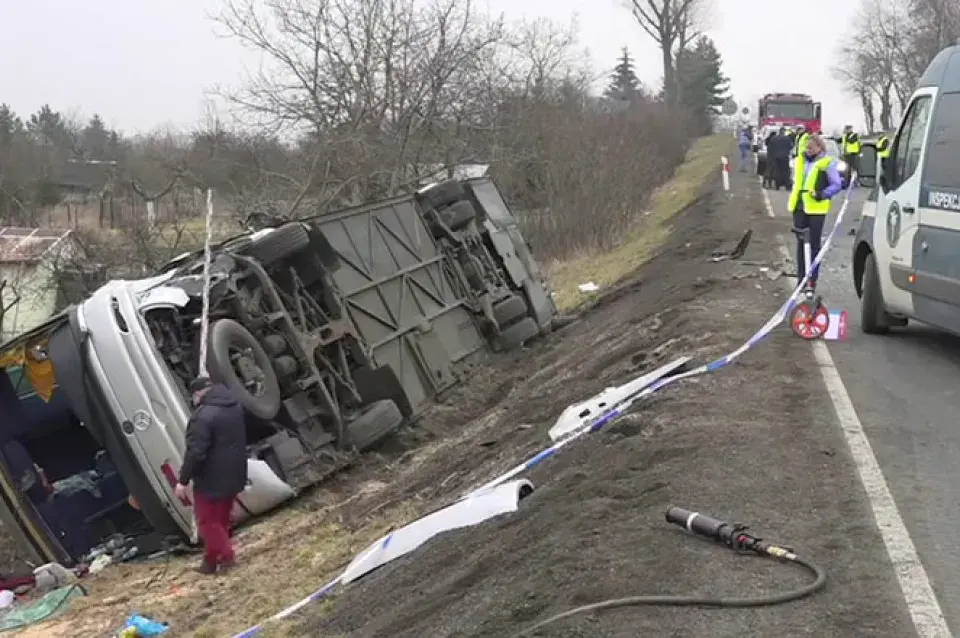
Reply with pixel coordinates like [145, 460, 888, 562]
[769, 127, 793, 188]
[738, 126, 753, 172]
[794, 124, 810, 158]
[841, 125, 861, 177]
[763, 128, 778, 186]
[176, 377, 248, 574]
[876, 129, 893, 172]
[787, 134, 843, 290]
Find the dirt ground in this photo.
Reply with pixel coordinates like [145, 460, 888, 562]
[304, 170, 916, 637]
[8, 147, 914, 637]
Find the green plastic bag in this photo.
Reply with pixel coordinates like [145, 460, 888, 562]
[0, 584, 85, 632]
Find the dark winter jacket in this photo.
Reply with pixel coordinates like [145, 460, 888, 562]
[768, 134, 793, 160]
[178, 384, 248, 499]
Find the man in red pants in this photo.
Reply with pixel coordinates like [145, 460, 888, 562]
[175, 377, 247, 574]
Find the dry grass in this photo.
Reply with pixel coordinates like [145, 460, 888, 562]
[547, 134, 730, 311]
[16, 493, 421, 637]
[10, 134, 731, 637]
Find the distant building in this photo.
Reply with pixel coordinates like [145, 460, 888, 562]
[0, 227, 90, 341]
[56, 159, 117, 200]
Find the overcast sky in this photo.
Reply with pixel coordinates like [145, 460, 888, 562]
[0, 0, 863, 135]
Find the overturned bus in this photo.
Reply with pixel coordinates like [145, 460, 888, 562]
[0, 177, 557, 566]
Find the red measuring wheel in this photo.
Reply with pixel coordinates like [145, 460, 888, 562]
[789, 300, 830, 340]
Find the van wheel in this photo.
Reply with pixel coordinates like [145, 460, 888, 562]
[497, 317, 539, 350]
[242, 223, 310, 264]
[207, 319, 283, 419]
[860, 253, 891, 335]
[346, 400, 403, 451]
[420, 182, 465, 210]
[439, 201, 477, 231]
[492, 294, 528, 327]
[352, 364, 412, 417]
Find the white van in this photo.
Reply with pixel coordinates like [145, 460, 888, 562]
[0, 222, 408, 567]
[0, 179, 558, 567]
[0, 270, 316, 567]
[852, 44, 960, 333]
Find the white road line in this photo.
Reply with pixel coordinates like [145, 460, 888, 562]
[761, 187, 951, 637]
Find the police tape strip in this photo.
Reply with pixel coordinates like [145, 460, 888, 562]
[231, 175, 857, 638]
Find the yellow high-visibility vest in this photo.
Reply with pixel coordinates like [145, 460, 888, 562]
[788, 154, 835, 215]
[877, 135, 891, 159]
[843, 132, 861, 154]
[796, 132, 811, 156]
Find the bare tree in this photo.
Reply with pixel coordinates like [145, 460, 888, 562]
[836, 0, 960, 131]
[0, 279, 19, 332]
[213, 0, 506, 201]
[626, 0, 707, 104]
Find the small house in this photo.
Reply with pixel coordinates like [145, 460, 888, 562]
[0, 228, 89, 341]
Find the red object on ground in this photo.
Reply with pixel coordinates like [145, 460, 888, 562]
[193, 492, 235, 566]
[838, 310, 849, 340]
[0, 576, 35, 591]
[790, 301, 830, 339]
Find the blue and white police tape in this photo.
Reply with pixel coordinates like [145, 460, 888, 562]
[232, 176, 857, 637]
[232, 576, 341, 637]
[469, 176, 857, 494]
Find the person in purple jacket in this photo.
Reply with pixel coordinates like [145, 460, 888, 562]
[738, 126, 753, 172]
[786, 134, 843, 289]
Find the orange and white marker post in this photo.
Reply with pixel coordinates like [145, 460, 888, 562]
[720, 156, 730, 191]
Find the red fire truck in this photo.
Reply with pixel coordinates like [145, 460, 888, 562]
[757, 93, 822, 133]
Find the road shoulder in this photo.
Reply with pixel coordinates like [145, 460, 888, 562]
[308, 167, 917, 637]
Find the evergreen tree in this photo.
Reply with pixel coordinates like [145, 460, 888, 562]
[82, 114, 110, 159]
[0, 104, 23, 147]
[27, 105, 71, 148]
[676, 36, 730, 134]
[605, 47, 642, 102]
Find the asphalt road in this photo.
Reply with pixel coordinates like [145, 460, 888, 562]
[768, 182, 960, 635]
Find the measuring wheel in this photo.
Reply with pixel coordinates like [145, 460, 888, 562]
[789, 293, 830, 340]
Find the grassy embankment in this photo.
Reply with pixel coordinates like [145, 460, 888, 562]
[548, 133, 731, 311]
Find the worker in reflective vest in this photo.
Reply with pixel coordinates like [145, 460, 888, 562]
[793, 125, 810, 158]
[842, 125, 861, 177]
[787, 134, 844, 289]
[876, 131, 892, 172]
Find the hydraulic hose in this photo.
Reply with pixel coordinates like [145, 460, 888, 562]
[514, 508, 827, 637]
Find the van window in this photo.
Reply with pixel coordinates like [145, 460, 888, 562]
[924, 92, 960, 188]
[892, 95, 932, 188]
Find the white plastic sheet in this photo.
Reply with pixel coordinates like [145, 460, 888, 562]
[340, 479, 533, 584]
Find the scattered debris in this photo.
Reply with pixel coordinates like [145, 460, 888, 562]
[32, 563, 77, 593]
[710, 229, 753, 262]
[0, 584, 85, 632]
[116, 613, 169, 637]
[340, 480, 534, 584]
[578, 281, 600, 293]
[89, 554, 113, 574]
